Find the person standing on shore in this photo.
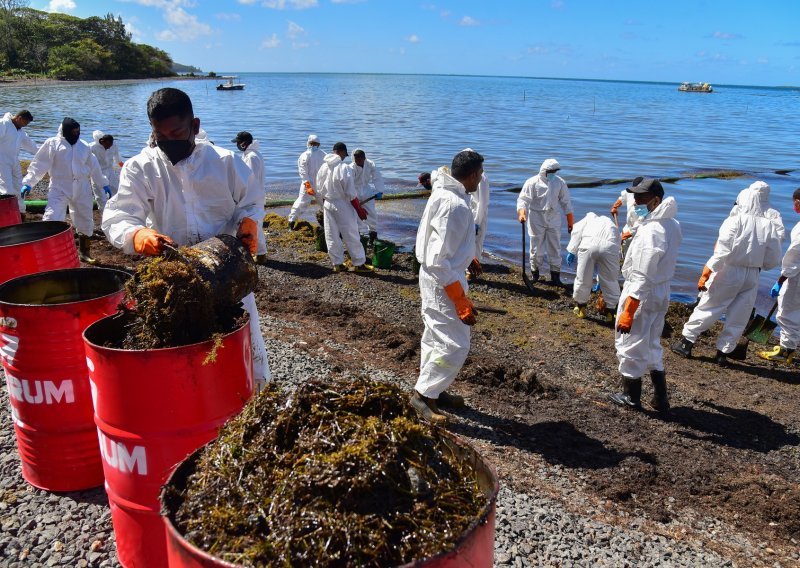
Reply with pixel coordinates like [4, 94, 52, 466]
[89, 131, 123, 215]
[22, 118, 108, 264]
[0, 110, 37, 214]
[288, 134, 325, 229]
[672, 183, 782, 366]
[608, 178, 681, 414]
[462, 147, 489, 282]
[758, 187, 800, 364]
[411, 150, 484, 425]
[315, 142, 372, 273]
[101, 87, 271, 390]
[233, 131, 267, 265]
[610, 177, 643, 259]
[350, 148, 384, 244]
[516, 158, 574, 285]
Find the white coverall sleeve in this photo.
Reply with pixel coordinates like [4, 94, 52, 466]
[781, 232, 800, 279]
[369, 163, 384, 194]
[112, 145, 122, 165]
[769, 211, 787, 242]
[297, 152, 310, 184]
[341, 165, 358, 202]
[89, 153, 109, 188]
[566, 218, 585, 255]
[516, 180, 532, 211]
[425, 202, 471, 287]
[763, 227, 783, 272]
[230, 155, 262, 226]
[558, 181, 573, 215]
[101, 160, 152, 254]
[625, 229, 665, 301]
[705, 217, 738, 272]
[21, 141, 53, 187]
[19, 131, 37, 156]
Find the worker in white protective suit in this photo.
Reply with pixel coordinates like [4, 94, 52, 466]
[517, 158, 574, 285]
[411, 150, 484, 425]
[89, 131, 123, 214]
[102, 88, 271, 390]
[350, 148, 384, 244]
[610, 177, 644, 259]
[758, 187, 800, 364]
[608, 178, 682, 414]
[288, 134, 326, 229]
[315, 142, 373, 273]
[732, 181, 786, 241]
[232, 131, 267, 265]
[461, 147, 489, 283]
[0, 110, 37, 214]
[565, 212, 621, 321]
[672, 183, 783, 366]
[23, 118, 109, 264]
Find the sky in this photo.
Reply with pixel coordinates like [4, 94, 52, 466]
[30, 0, 800, 86]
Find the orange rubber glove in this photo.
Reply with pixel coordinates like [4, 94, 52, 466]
[350, 198, 368, 220]
[118, 161, 124, 168]
[468, 257, 483, 279]
[616, 296, 640, 334]
[304, 180, 315, 196]
[517, 208, 527, 223]
[444, 281, 476, 326]
[236, 217, 258, 254]
[698, 265, 712, 291]
[566, 212, 575, 233]
[610, 199, 622, 215]
[621, 231, 633, 241]
[133, 228, 174, 256]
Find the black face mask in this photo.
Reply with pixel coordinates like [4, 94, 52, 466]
[61, 117, 80, 145]
[157, 135, 194, 166]
[64, 129, 80, 145]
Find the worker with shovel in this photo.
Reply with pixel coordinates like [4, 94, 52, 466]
[349, 148, 384, 245]
[102, 88, 271, 389]
[411, 150, 484, 425]
[672, 182, 783, 366]
[759, 187, 800, 364]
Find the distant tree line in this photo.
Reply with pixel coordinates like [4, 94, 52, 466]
[0, 0, 175, 80]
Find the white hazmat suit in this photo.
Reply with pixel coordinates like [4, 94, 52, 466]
[414, 166, 476, 399]
[350, 150, 384, 235]
[681, 185, 783, 353]
[517, 158, 573, 273]
[567, 212, 621, 307]
[101, 142, 271, 387]
[23, 126, 108, 237]
[241, 140, 267, 256]
[615, 197, 682, 379]
[776, 222, 800, 350]
[315, 153, 366, 267]
[0, 112, 37, 213]
[731, 181, 786, 241]
[471, 173, 490, 259]
[89, 130, 123, 214]
[288, 144, 326, 224]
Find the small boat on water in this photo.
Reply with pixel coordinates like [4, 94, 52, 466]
[216, 76, 245, 91]
[678, 82, 713, 93]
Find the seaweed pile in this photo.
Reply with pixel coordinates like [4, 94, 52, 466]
[164, 378, 487, 566]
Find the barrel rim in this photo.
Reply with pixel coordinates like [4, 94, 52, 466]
[0, 194, 17, 201]
[160, 429, 499, 567]
[0, 220, 73, 247]
[0, 267, 132, 308]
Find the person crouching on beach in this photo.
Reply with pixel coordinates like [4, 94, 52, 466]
[411, 150, 484, 425]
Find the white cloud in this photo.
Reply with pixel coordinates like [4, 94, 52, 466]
[261, 33, 280, 48]
[238, 0, 257, 4]
[459, 16, 479, 26]
[331, 0, 366, 3]
[713, 31, 743, 40]
[47, 0, 76, 13]
[757, 57, 769, 65]
[262, 0, 318, 9]
[215, 12, 241, 21]
[292, 42, 311, 49]
[123, 17, 143, 41]
[122, 0, 214, 42]
[287, 20, 305, 39]
[406, 34, 419, 43]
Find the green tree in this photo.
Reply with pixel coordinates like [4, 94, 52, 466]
[48, 38, 112, 80]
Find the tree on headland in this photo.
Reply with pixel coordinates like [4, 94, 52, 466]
[0, 1, 176, 80]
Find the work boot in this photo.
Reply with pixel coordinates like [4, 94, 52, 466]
[714, 350, 729, 367]
[531, 268, 540, 281]
[78, 235, 96, 265]
[550, 271, 562, 286]
[437, 390, 465, 409]
[368, 230, 378, 246]
[409, 391, 448, 425]
[332, 264, 347, 273]
[670, 336, 694, 358]
[757, 345, 795, 364]
[728, 339, 749, 361]
[573, 304, 587, 319]
[351, 263, 375, 273]
[608, 377, 642, 409]
[288, 220, 296, 230]
[603, 307, 616, 323]
[254, 254, 268, 265]
[649, 370, 670, 413]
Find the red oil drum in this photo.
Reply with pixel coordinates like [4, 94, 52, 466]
[0, 267, 130, 491]
[0, 221, 79, 285]
[0, 194, 21, 227]
[83, 312, 254, 568]
[160, 432, 499, 568]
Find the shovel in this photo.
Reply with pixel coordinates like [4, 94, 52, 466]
[359, 192, 383, 206]
[744, 301, 778, 344]
[521, 222, 536, 294]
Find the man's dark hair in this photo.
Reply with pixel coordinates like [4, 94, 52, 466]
[99, 134, 114, 144]
[147, 88, 194, 122]
[15, 110, 33, 122]
[793, 188, 800, 201]
[353, 149, 365, 158]
[451, 150, 484, 180]
[332, 141, 348, 155]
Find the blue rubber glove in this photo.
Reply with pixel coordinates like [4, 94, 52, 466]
[20, 185, 31, 198]
[103, 185, 112, 198]
[374, 192, 383, 200]
[771, 282, 782, 298]
[475, 223, 480, 235]
[566, 252, 576, 266]
[592, 281, 601, 293]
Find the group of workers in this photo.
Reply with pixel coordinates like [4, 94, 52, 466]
[1, 88, 798, 426]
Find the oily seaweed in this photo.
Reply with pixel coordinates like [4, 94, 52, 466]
[165, 378, 486, 567]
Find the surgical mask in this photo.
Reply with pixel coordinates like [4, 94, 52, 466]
[157, 136, 194, 165]
[309, 145, 320, 152]
[633, 204, 650, 219]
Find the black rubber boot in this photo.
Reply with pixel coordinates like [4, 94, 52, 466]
[649, 370, 670, 413]
[437, 390, 465, 409]
[531, 268, 540, 281]
[714, 350, 729, 367]
[608, 377, 642, 409]
[670, 336, 694, 358]
[78, 235, 96, 265]
[368, 230, 377, 245]
[409, 391, 448, 425]
[550, 271, 562, 286]
[288, 220, 296, 230]
[728, 338, 749, 361]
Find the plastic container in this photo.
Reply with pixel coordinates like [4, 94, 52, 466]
[160, 431, 499, 568]
[83, 312, 254, 568]
[0, 194, 21, 227]
[372, 239, 396, 269]
[0, 221, 79, 286]
[0, 267, 130, 491]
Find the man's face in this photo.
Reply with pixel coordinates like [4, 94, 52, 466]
[336, 149, 347, 160]
[354, 154, 365, 168]
[463, 167, 484, 193]
[100, 139, 113, 150]
[309, 142, 320, 150]
[634, 192, 661, 212]
[12, 117, 30, 130]
[150, 115, 199, 144]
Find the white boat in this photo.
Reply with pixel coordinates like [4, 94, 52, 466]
[678, 82, 713, 93]
[216, 76, 244, 91]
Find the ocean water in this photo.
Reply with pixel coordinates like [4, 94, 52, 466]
[3, 73, 800, 304]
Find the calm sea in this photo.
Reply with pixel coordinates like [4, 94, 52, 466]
[3, 73, 800, 304]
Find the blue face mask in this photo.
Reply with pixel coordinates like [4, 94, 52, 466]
[309, 145, 319, 152]
[633, 204, 650, 219]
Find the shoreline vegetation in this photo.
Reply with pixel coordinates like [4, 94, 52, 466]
[0, 75, 214, 88]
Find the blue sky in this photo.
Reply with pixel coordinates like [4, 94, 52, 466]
[32, 0, 800, 86]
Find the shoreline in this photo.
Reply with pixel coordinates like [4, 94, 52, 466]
[0, 75, 216, 88]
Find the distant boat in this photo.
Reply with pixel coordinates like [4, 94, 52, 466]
[216, 76, 245, 91]
[678, 82, 713, 93]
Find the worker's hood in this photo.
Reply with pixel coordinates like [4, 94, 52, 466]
[734, 182, 769, 216]
[431, 165, 467, 197]
[246, 139, 261, 153]
[643, 196, 678, 221]
[539, 158, 560, 176]
[2, 112, 12, 122]
[92, 130, 104, 142]
[323, 152, 342, 169]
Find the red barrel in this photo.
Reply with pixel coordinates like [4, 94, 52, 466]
[161, 432, 499, 568]
[84, 313, 254, 568]
[0, 221, 79, 285]
[0, 194, 21, 227]
[0, 267, 130, 491]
